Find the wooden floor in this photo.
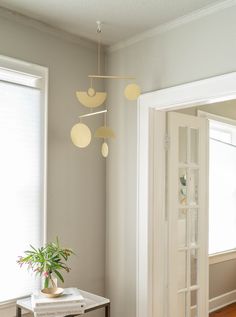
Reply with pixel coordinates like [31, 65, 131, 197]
[210, 304, 236, 317]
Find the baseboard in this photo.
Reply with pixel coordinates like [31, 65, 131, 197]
[191, 289, 236, 316]
[209, 289, 236, 312]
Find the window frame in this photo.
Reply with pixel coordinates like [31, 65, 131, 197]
[0, 55, 48, 309]
[198, 110, 236, 264]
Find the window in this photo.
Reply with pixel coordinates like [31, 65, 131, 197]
[208, 118, 236, 255]
[0, 56, 47, 303]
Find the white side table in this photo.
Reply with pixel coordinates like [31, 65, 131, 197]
[16, 289, 110, 317]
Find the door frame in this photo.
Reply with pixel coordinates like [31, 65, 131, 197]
[137, 72, 236, 317]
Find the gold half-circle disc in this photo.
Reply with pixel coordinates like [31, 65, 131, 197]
[94, 126, 115, 139]
[76, 91, 107, 108]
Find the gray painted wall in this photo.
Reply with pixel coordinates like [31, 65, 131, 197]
[106, 6, 236, 317]
[210, 259, 236, 298]
[0, 14, 105, 317]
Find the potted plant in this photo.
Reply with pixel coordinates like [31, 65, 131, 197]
[17, 238, 74, 294]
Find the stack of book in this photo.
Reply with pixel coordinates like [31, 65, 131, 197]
[31, 287, 86, 317]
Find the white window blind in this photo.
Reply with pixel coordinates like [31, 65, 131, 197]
[209, 120, 236, 255]
[0, 63, 46, 303]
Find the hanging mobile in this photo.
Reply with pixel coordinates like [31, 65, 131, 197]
[71, 21, 141, 156]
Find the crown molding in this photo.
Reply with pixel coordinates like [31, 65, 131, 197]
[0, 0, 235, 54]
[0, 6, 98, 51]
[108, 0, 236, 53]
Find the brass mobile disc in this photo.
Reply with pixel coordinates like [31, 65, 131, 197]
[101, 142, 109, 158]
[70, 122, 92, 148]
[124, 83, 141, 101]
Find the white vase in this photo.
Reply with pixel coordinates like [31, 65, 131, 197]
[49, 275, 58, 288]
[43, 275, 58, 289]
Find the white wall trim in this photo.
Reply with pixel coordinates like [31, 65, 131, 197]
[0, 6, 97, 51]
[136, 99, 152, 317]
[191, 290, 236, 316]
[198, 109, 236, 127]
[0, 1, 234, 53]
[108, 0, 236, 53]
[209, 250, 236, 265]
[137, 71, 236, 317]
[139, 72, 236, 110]
[0, 299, 28, 316]
[209, 290, 236, 312]
[0, 54, 47, 81]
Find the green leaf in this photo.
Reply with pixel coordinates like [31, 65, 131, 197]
[54, 270, 64, 283]
[30, 244, 38, 252]
[56, 237, 59, 247]
[44, 277, 49, 288]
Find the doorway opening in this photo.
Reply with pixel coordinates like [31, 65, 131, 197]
[137, 72, 236, 317]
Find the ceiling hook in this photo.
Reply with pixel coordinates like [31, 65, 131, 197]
[96, 21, 102, 33]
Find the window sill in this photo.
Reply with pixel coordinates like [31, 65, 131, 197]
[0, 295, 30, 309]
[0, 298, 29, 317]
[0, 299, 17, 310]
[209, 250, 236, 265]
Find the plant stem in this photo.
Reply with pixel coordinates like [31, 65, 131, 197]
[49, 273, 56, 288]
[44, 277, 49, 289]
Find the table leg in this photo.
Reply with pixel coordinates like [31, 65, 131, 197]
[16, 306, 21, 317]
[105, 303, 110, 317]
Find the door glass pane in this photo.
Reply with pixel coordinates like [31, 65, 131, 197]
[178, 251, 187, 289]
[189, 169, 198, 205]
[191, 290, 198, 317]
[179, 169, 187, 205]
[178, 209, 187, 248]
[168, 112, 207, 317]
[190, 209, 198, 247]
[191, 249, 198, 286]
[190, 129, 199, 164]
[178, 292, 187, 317]
[179, 127, 188, 163]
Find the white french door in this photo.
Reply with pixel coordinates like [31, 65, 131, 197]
[166, 112, 209, 317]
[138, 73, 236, 317]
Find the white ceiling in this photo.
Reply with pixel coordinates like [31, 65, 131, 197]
[0, 0, 224, 45]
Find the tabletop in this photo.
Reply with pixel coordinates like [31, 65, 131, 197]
[16, 289, 110, 316]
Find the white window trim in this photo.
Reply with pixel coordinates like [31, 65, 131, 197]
[0, 55, 46, 88]
[209, 250, 236, 265]
[198, 110, 236, 263]
[198, 110, 236, 127]
[0, 55, 48, 311]
[0, 297, 28, 313]
[137, 72, 236, 317]
[0, 54, 48, 246]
